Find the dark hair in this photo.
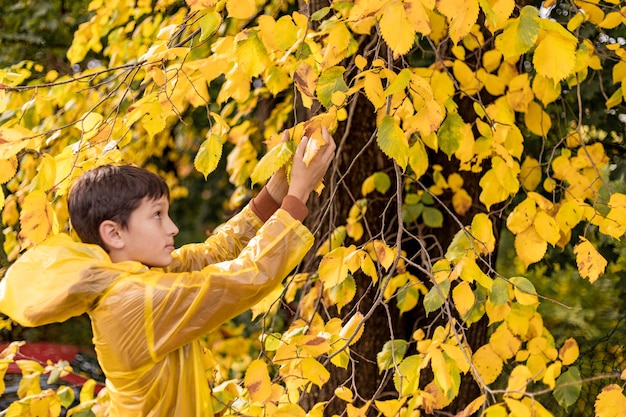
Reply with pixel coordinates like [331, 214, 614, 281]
[68, 165, 170, 248]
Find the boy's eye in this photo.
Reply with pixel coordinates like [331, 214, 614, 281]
[154, 211, 161, 218]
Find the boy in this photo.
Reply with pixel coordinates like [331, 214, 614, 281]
[0, 129, 336, 416]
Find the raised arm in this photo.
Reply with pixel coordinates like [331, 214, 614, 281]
[167, 127, 335, 272]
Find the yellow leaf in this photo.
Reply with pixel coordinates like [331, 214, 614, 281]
[316, 226, 347, 256]
[600, 11, 624, 29]
[78, 112, 103, 133]
[482, 0, 515, 33]
[430, 348, 454, 397]
[347, 400, 371, 417]
[236, 33, 269, 78]
[0, 156, 18, 184]
[301, 357, 330, 388]
[533, 211, 560, 246]
[19, 190, 54, 246]
[543, 361, 562, 389]
[471, 213, 496, 255]
[436, 0, 479, 44]
[510, 276, 538, 306]
[194, 134, 223, 179]
[532, 74, 561, 105]
[374, 398, 406, 417]
[0, 125, 32, 159]
[490, 323, 521, 360]
[573, 237, 607, 283]
[322, 21, 353, 69]
[250, 141, 294, 186]
[559, 338, 579, 366]
[365, 240, 395, 270]
[245, 359, 272, 403]
[514, 226, 547, 268]
[452, 189, 472, 216]
[408, 139, 428, 180]
[601, 193, 626, 239]
[318, 246, 356, 288]
[504, 398, 532, 417]
[275, 404, 306, 417]
[452, 281, 475, 317]
[250, 284, 283, 320]
[379, 1, 415, 56]
[226, 0, 256, 20]
[525, 101, 552, 136]
[335, 386, 354, 402]
[364, 71, 386, 109]
[479, 169, 510, 210]
[339, 311, 365, 346]
[506, 365, 533, 399]
[519, 156, 542, 191]
[595, 384, 626, 417]
[473, 345, 503, 384]
[274, 15, 299, 50]
[533, 32, 577, 82]
[456, 395, 486, 417]
[479, 157, 519, 209]
[404, 0, 434, 35]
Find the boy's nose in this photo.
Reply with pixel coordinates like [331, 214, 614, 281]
[167, 218, 179, 236]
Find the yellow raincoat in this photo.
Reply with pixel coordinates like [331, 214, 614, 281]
[0, 202, 313, 416]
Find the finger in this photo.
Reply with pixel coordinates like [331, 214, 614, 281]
[295, 136, 309, 157]
[281, 130, 289, 143]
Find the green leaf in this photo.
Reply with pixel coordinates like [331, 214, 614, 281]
[57, 386, 75, 408]
[377, 339, 409, 373]
[194, 134, 223, 179]
[402, 201, 423, 224]
[316, 66, 348, 108]
[553, 366, 582, 410]
[495, 6, 540, 60]
[422, 206, 443, 228]
[377, 115, 409, 169]
[199, 11, 222, 42]
[445, 229, 473, 263]
[424, 279, 450, 316]
[372, 172, 391, 194]
[393, 355, 422, 395]
[438, 113, 465, 158]
[250, 141, 295, 186]
[384, 68, 412, 96]
[490, 277, 509, 306]
[263, 332, 282, 351]
[311, 6, 331, 20]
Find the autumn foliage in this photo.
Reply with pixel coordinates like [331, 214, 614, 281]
[1, 0, 626, 416]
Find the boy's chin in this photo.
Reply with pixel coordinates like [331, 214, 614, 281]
[146, 257, 173, 268]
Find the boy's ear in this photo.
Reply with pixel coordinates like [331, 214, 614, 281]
[99, 220, 125, 250]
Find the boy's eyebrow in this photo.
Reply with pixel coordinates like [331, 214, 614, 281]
[148, 198, 169, 209]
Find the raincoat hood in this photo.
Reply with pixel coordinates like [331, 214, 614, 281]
[0, 233, 144, 327]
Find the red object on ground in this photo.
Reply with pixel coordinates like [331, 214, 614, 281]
[0, 341, 104, 389]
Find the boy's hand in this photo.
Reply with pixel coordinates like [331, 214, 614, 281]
[288, 127, 336, 204]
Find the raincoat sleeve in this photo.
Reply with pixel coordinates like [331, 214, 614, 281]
[92, 208, 313, 367]
[167, 187, 281, 272]
[0, 234, 131, 327]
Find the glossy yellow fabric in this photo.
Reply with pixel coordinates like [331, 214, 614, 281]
[0, 206, 314, 416]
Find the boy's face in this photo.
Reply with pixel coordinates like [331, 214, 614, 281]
[116, 196, 179, 267]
